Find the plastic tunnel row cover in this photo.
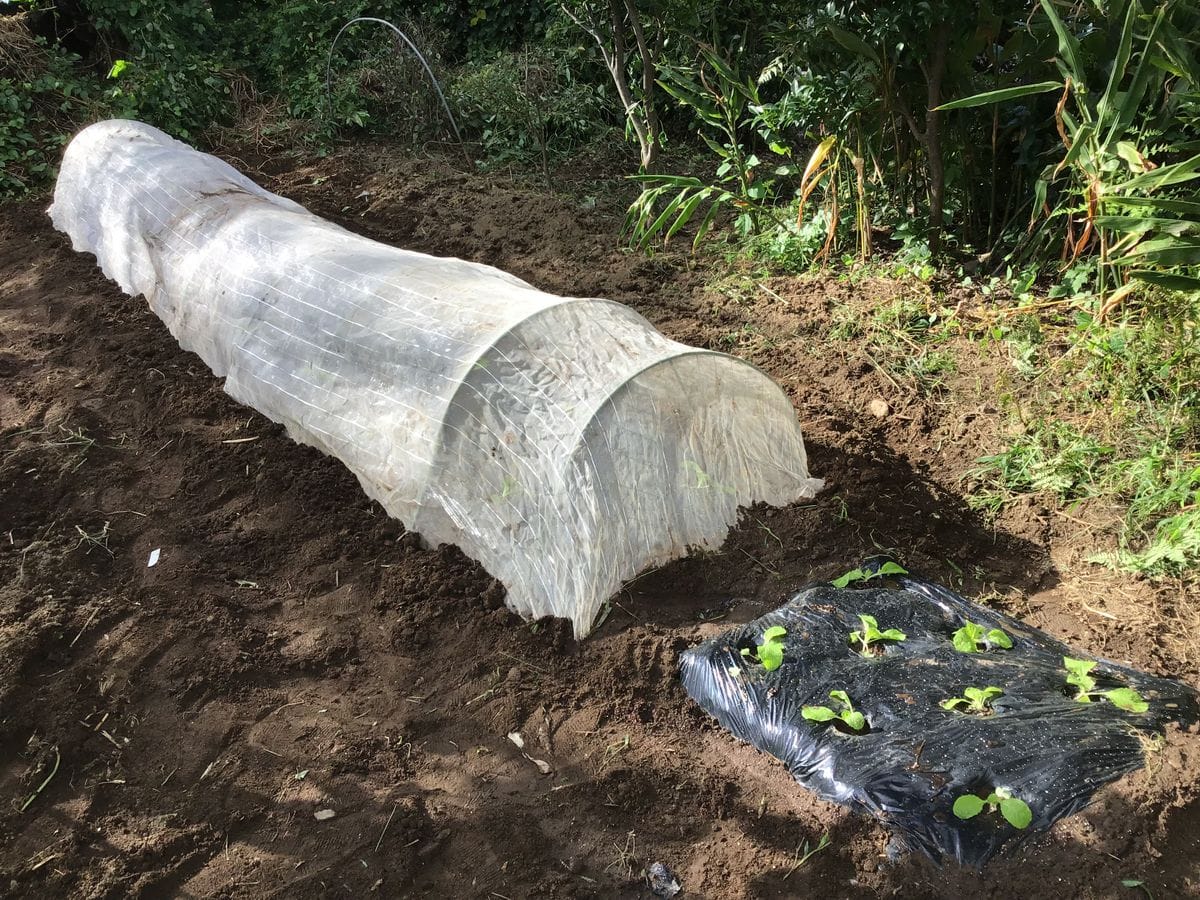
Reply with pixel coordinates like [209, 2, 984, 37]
[49, 120, 823, 637]
[679, 566, 1200, 867]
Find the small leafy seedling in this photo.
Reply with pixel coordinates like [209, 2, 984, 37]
[952, 786, 1033, 829]
[802, 690, 867, 733]
[951, 620, 1013, 653]
[940, 686, 1004, 715]
[739, 625, 787, 671]
[831, 561, 908, 588]
[1063, 657, 1149, 712]
[849, 614, 906, 657]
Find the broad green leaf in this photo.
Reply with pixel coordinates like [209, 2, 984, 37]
[940, 698, 967, 711]
[826, 25, 880, 66]
[832, 567, 866, 588]
[802, 706, 837, 722]
[1115, 238, 1200, 267]
[1130, 271, 1200, 292]
[842, 710, 866, 732]
[762, 625, 787, 641]
[1039, 0, 1084, 88]
[1093, 216, 1198, 237]
[758, 641, 784, 671]
[877, 562, 909, 577]
[1095, 0, 1137, 126]
[1104, 687, 1148, 713]
[936, 81, 1062, 112]
[878, 628, 907, 642]
[1119, 153, 1200, 192]
[691, 195, 726, 253]
[663, 191, 708, 244]
[986, 628, 1013, 649]
[858, 614, 880, 631]
[829, 690, 851, 707]
[999, 796, 1033, 829]
[952, 623, 983, 653]
[952, 794, 986, 819]
[1104, 6, 1167, 153]
[1107, 197, 1200, 217]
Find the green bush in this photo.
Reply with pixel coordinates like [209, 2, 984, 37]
[449, 42, 609, 170]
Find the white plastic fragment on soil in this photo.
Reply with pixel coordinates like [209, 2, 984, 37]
[50, 120, 823, 637]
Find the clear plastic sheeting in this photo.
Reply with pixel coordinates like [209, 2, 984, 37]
[49, 120, 823, 636]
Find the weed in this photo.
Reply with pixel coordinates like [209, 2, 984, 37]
[801, 690, 867, 733]
[848, 614, 907, 657]
[783, 832, 831, 879]
[940, 686, 1003, 715]
[952, 786, 1033, 829]
[951, 621, 1012, 654]
[1063, 657, 1148, 712]
[739, 626, 787, 672]
[73, 522, 112, 557]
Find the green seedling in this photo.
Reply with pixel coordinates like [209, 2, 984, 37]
[802, 690, 867, 733]
[951, 620, 1013, 653]
[740, 625, 787, 671]
[1063, 657, 1149, 712]
[831, 561, 908, 588]
[940, 686, 1004, 715]
[849, 614, 906, 657]
[952, 786, 1033, 829]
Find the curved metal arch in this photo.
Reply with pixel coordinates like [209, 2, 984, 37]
[324, 16, 465, 151]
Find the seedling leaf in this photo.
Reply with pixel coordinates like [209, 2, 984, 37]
[802, 705, 837, 722]
[831, 562, 908, 587]
[986, 628, 1013, 649]
[952, 794, 986, 819]
[952, 621, 1013, 653]
[842, 710, 866, 731]
[1103, 687, 1149, 713]
[999, 796, 1033, 829]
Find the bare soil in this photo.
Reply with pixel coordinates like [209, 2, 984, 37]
[2, 142, 1198, 899]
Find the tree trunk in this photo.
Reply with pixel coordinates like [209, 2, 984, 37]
[923, 23, 950, 256]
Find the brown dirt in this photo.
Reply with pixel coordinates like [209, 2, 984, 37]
[2, 141, 1198, 899]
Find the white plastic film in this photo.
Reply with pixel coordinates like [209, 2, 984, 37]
[50, 120, 822, 636]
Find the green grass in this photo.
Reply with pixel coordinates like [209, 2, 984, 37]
[969, 287, 1200, 577]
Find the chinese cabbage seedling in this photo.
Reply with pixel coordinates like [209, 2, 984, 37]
[740, 625, 787, 671]
[849, 614, 906, 657]
[941, 686, 1004, 715]
[952, 787, 1033, 829]
[952, 620, 1013, 653]
[802, 689, 867, 733]
[831, 561, 908, 588]
[1063, 657, 1149, 712]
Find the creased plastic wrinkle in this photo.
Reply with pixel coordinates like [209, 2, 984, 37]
[49, 120, 823, 636]
[679, 570, 1200, 867]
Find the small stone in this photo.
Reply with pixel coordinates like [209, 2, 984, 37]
[867, 398, 890, 418]
[313, 808, 336, 821]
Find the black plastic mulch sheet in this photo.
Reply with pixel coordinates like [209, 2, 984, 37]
[679, 567, 1199, 867]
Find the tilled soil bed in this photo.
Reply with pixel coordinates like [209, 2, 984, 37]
[2, 142, 1198, 898]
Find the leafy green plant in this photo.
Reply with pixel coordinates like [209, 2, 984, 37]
[952, 786, 1033, 829]
[624, 43, 792, 250]
[848, 614, 906, 657]
[939, 0, 1200, 300]
[740, 625, 787, 671]
[1063, 657, 1149, 712]
[831, 561, 908, 588]
[802, 689, 867, 733]
[951, 621, 1013, 654]
[940, 686, 1003, 715]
